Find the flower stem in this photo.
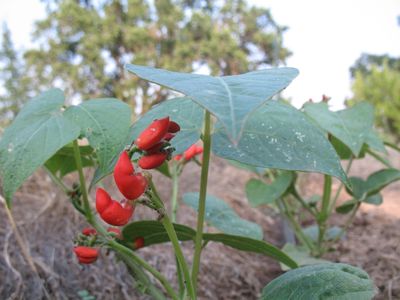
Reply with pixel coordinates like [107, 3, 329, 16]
[72, 140, 93, 222]
[191, 110, 212, 291]
[109, 240, 179, 300]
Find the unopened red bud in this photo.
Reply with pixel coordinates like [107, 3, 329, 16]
[163, 132, 175, 141]
[74, 246, 99, 264]
[134, 237, 145, 249]
[82, 227, 97, 236]
[107, 227, 122, 239]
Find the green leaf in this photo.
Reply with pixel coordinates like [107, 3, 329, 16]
[245, 171, 293, 206]
[280, 243, 327, 271]
[212, 101, 348, 185]
[0, 89, 80, 206]
[64, 98, 131, 184]
[346, 169, 400, 202]
[365, 168, 400, 195]
[303, 102, 374, 156]
[336, 199, 358, 214]
[125, 64, 298, 142]
[364, 193, 383, 205]
[261, 263, 376, 300]
[365, 130, 387, 154]
[129, 97, 204, 154]
[226, 159, 265, 174]
[45, 144, 94, 178]
[122, 220, 297, 269]
[203, 233, 297, 269]
[122, 221, 196, 248]
[183, 192, 263, 240]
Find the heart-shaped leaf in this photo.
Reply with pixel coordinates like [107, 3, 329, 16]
[64, 98, 131, 184]
[125, 64, 298, 142]
[0, 89, 80, 206]
[122, 220, 297, 269]
[303, 102, 374, 156]
[183, 192, 263, 240]
[212, 101, 348, 185]
[246, 171, 293, 207]
[262, 263, 376, 300]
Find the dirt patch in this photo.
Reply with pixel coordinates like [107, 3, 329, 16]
[0, 150, 399, 299]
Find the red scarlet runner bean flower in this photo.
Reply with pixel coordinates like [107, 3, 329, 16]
[114, 151, 147, 200]
[96, 188, 134, 226]
[135, 117, 170, 150]
[138, 152, 168, 169]
[74, 246, 99, 264]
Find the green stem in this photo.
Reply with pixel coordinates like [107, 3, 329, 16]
[279, 198, 315, 252]
[192, 111, 212, 290]
[119, 253, 166, 300]
[44, 166, 70, 194]
[72, 140, 93, 221]
[171, 163, 180, 223]
[148, 180, 195, 300]
[161, 216, 196, 300]
[366, 149, 393, 168]
[170, 163, 185, 298]
[290, 186, 317, 217]
[328, 202, 361, 247]
[329, 157, 354, 213]
[317, 175, 332, 254]
[109, 240, 179, 300]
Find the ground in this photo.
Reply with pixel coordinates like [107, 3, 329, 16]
[0, 150, 399, 299]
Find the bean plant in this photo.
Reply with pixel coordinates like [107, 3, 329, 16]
[245, 100, 400, 261]
[0, 64, 378, 299]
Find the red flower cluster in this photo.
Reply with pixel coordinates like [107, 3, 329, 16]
[136, 117, 180, 169]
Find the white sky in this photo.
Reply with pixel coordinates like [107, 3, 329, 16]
[1, 0, 399, 108]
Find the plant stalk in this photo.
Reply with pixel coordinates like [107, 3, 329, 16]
[191, 111, 212, 290]
[72, 140, 93, 222]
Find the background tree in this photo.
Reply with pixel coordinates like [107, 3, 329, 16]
[349, 53, 400, 141]
[20, 0, 290, 112]
[0, 24, 31, 128]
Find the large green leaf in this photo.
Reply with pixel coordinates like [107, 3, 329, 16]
[183, 192, 263, 240]
[0, 89, 80, 206]
[303, 102, 374, 156]
[261, 263, 376, 300]
[122, 220, 297, 269]
[212, 101, 348, 185]
[64, 98, 131, 184]
[129, 97, 204, 154]
[45, 144, 95, 178]
[125, 64, 298, 142]
[246, 171, 293, 207]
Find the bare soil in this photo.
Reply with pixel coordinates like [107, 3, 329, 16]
[0, 150, 399, 300]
